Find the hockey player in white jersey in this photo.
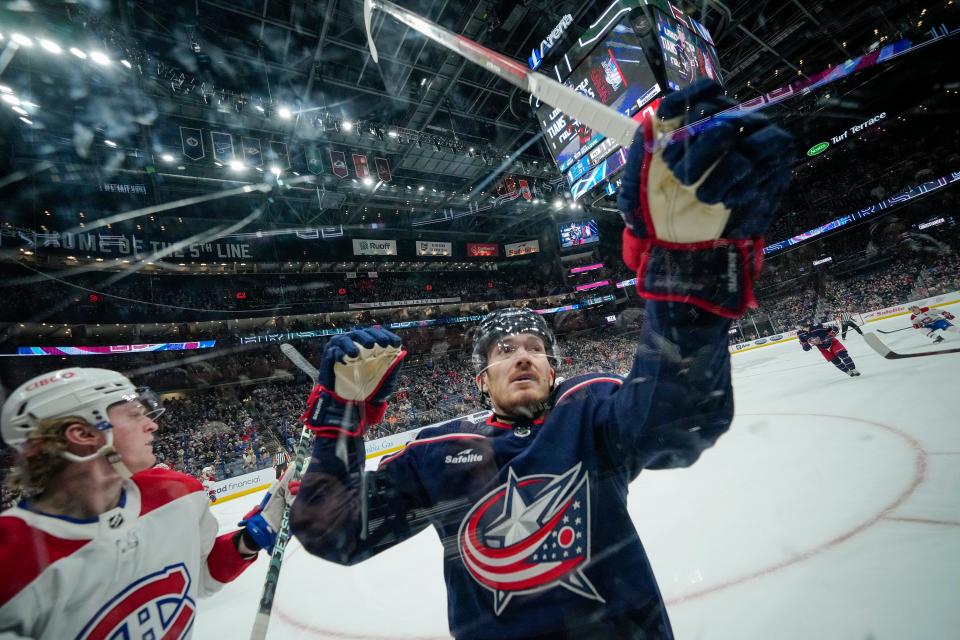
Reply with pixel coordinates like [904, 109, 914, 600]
[909, 305, 958, 343]
[0, 367, 298, 639]
[201, 465, 218, 503]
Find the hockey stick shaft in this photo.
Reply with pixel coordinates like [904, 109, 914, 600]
[249, 344, 318, 640]
[864, 332, 960, 359]
[877, 326, 913, 334]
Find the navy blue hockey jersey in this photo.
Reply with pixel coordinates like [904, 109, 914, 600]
[798, 324, 837, 350]
[292, 302, 733, 640]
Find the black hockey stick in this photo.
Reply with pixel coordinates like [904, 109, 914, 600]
[249, 343, 317, 640]
[864, 332, 960, 359]
[877, 326, 913, 334]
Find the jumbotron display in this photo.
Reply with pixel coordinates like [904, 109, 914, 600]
[559, 219, 601, 249]
[533, 0, 723, 202]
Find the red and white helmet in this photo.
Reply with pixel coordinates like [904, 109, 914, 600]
[1, 368, 163, 474]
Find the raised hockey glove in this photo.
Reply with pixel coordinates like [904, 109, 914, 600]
[301, 327, 406, 438]
[802, 343, 812, 351]
[237, 467, 300, 554]
[618, 79, 795, 318]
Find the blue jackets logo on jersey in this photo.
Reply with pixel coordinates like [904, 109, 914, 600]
[76, 563, 196, 640]
[458, 463, 604, 615]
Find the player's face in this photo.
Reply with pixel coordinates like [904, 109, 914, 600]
[481, 333, 554, 416]
[108, 400, 160, 473]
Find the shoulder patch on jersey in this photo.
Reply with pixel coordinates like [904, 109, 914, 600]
[132, 468, 204, 517]
[0, 515, 91, 607]
[378, 431, 488, 468]
[553, 372, 624, 406]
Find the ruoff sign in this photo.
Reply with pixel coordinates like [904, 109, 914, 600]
[352, 239, 397, 256]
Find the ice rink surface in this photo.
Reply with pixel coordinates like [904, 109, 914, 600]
[198, 305, 960, 639]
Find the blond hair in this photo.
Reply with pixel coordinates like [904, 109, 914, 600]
[4, 416, 89, 499]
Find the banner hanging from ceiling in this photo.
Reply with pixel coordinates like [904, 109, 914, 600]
[352, 238, 397, 256]
[415, 240, 452, 256]
[504, 239, 540, 257]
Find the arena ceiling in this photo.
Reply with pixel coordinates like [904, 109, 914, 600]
[0, 0, 944, 241]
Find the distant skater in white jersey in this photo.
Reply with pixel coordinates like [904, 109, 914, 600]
[0, 368, 298, 639]
[909, 305, 958, 343]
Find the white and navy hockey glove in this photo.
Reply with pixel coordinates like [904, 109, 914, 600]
[237, 467, 300, 554]
[618, 80, 795, 317]
[300, 327, 406, 438]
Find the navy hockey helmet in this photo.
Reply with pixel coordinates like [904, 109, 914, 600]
[471, 307, 559, 375]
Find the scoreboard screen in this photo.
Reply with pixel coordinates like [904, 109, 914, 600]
[534, 0, 723, 202]
[655, 10, 722, 91]
[536, 20, 660, 174]
[559, 219, 600, 249]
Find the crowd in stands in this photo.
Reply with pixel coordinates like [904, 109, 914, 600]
[768, 115, 960, 243]
[0, 266, 566, 324]
[4, 224, 960, 507]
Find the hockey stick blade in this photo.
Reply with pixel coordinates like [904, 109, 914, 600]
[877, 326, 913, 334]
[363, 0, 639, 149]
[864, 332, 960, 359]
[250, 344, 317, 640]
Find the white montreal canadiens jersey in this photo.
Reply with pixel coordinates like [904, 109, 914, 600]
[911, 308, 942, 326]
[0, 468, 255, 639]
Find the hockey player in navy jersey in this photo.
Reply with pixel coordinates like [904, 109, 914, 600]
[798, 320, 861, 376]
[0, 367, 298, 638]
[291, 80, 795, 640]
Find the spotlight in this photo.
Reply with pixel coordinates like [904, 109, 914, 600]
[11, 34, 33, 47]
[363, 176, 374, 187]
[388, 130, 398, 138]
[89, 51, 110, 65]
[0, 85, 10, 93]
[1, 94, 20, 105]
[553, 199, 563, 209]
[39, 39, 62, 54]
[270, 166, 281, 175]
[161, 154, 175, 162]
[104, 140, 117, 148]
[230, 160, 246, 171]
[120, 59, 132, 69]
[277, 106, 292, 119]
[69, 47, 87, 59]
[342, 119, 354, 131]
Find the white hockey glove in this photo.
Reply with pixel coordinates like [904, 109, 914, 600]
[617, 80, 795, 317]
[301, 327, 407, 438]
[237, 467, 300, 554]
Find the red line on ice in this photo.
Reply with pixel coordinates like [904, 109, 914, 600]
[666, 411, 927, 605]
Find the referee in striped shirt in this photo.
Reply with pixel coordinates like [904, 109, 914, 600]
[836, 309, 863, 339]
[273, 446, 289, 479]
